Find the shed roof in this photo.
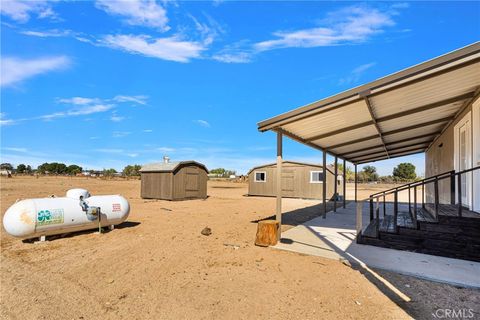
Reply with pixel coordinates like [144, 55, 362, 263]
[248, 160, 338, 175]
[258, 42, 480, 164]
[140, 161, 208, 173]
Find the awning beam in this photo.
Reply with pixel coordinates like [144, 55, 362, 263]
[342, 141, 431, 160]
[354, 147, 427, 163]
[337, 131, 442, 157]
[356, 151, 426, 164]
[363, 95, 389, 158]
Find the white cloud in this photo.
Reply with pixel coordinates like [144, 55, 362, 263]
[212, 43, 253, 64]
[58, 97, 101, 105]
[157, 147, 175, 153]
[113, 95, 148, 105]
[100, 34, 206, 63]
[0, 117, 18, 126]
[254, 5, 397, 52]
[110, 112, 125, 122]
[187, 13, 225, 46]
[0, 0, 57, 23]
[20, 29, 71, 37]
[95, 0, 169, 31]
[194, 119, 211, 128]
[40, 104, 115, 120]
[338, 62, 376, 85]
[143, 129, 153, 133]
[112, 131, 131, 138]
[1, 56, 71, 87]
[3, 147, 28, 152]
[212, 0, 224, 7]
[2, 94, 148, 125]
[127, 153, 139, 158]
[212, 51, 252, 63]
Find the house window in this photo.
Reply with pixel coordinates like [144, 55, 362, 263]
[310, 171, 324, 183]
[254, 171, 266, 182]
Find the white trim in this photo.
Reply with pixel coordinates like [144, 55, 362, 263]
[310, 170, 324, 184]
[472, 99, 480, 212]
[254, 171, 267, 183]
[454, 111, 472, 209]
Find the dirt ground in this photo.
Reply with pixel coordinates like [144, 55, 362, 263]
[1, 177, 478, 319]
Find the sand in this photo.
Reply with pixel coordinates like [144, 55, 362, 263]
[0, 176, 458, 319]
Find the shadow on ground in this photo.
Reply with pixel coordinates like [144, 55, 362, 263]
[261, 202, 480, 319]
[251, 198, 350, 227]
[22, 220, 141, 243]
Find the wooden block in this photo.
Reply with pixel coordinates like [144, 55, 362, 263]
[255, 220, 279, 247]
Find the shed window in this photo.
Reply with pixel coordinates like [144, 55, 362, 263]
[254, 171, 266, 182]
[310, 171, 324, 183]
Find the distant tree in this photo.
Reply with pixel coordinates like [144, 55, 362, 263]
[103, 168, 117, 176]
[0, 163, 13, 171]
[16, 164, 27, 173]
[361, 165, 378, 182]
[26, 165, 32, 174]
[337, 163, 354, 182]
[393, 163, 417, 181]
[67, 165, 83, 175]
[122, 164, 142, 176]
[209, 168, 236, 178]
[37, 162, 69, 174]
[210, 168, 226, 175]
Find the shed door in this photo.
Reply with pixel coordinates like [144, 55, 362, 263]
[185, 167, 199, 197]
[281, 170, 295, 197]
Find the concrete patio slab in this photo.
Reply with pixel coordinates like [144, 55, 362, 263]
[274, 202, 480, 288]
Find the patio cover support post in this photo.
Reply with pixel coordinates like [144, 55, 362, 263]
[343, 159, 346, 208]
[354, 164, 358, 202]
[276, 131, 283, 239]
[334, 156, 338, 212]
[323, 150, 327, 218]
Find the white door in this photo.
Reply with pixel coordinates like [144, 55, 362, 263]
[473, 100, 480, 212]
[454, 112, 472, 208]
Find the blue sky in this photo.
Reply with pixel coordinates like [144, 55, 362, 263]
[1, 1, 479, 175]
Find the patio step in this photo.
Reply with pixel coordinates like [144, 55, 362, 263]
[359, 233, 480, 262]
[359, 215, 480, 262]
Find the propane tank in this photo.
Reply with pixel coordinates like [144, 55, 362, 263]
[3, 189, 130, 239]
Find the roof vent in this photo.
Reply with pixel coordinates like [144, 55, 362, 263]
[163, 156, 170, 164]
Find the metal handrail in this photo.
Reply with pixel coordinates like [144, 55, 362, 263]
[357, 166, 480, 239]
[369, 170, 454, 198]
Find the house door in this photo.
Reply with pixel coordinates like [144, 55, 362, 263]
[473, 100, 480, 212]
[454, 112, 472, 208]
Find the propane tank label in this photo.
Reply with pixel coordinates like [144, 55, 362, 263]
[37, 209, 64, 226]
[112, 203, 121, 212]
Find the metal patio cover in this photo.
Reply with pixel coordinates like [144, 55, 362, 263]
[258, 42, 480, 164]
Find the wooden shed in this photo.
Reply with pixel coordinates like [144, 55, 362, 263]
[247, 161, 342, 200]
[140, 159, 208, 200]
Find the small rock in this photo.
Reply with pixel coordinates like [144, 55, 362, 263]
[201, 227, 212, 236]
[340, 259, 352, 267]
[405, 284, 411, 288]
[107, 279, 115, 284]
[355, 300, 361, 305]
[223, 243, 240, 249]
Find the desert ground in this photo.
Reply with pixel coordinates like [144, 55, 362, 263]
[1, 177, 478, 319]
